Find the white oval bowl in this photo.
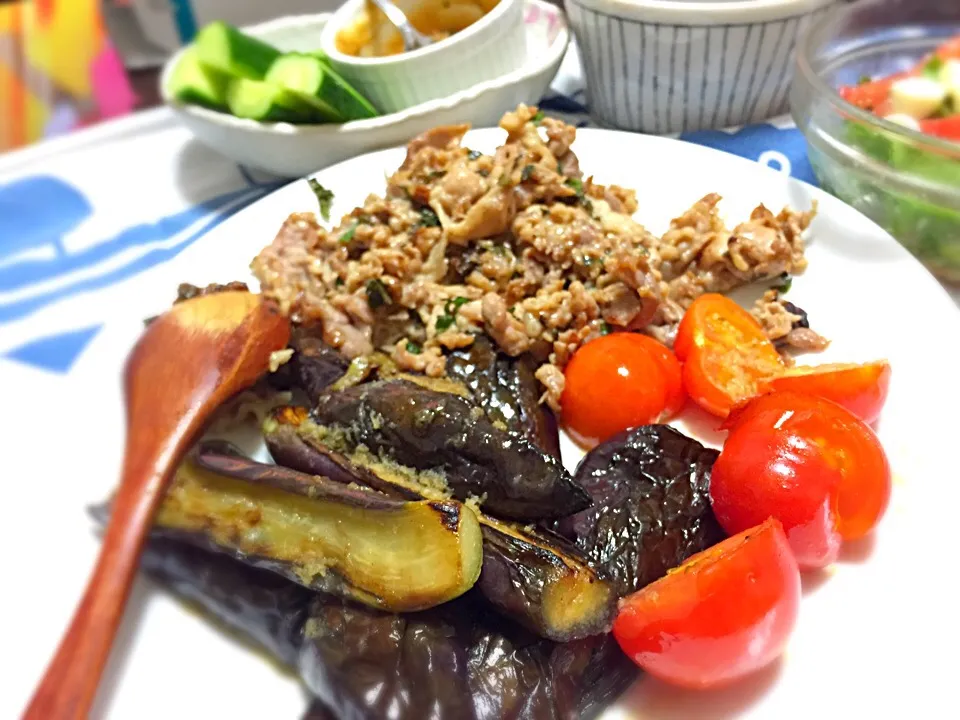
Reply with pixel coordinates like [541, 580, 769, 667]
[160, 4, 568, 177]
[565, 0, 838, 133]
[320, 0, 528, 113]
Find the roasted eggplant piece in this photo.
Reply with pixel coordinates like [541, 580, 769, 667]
[300, 592, 636, 720]
[308, 379, 589, 521]
[477, 518, 615, 641]
[264, 416, 616, 641]
[152, 443, 483, 612]
[140, 539, 637, 720]
[447, 336, 562, 458]
[140, 537, 312, 668]
[272, 328, 349, 399]
[555, 425, 725, 597]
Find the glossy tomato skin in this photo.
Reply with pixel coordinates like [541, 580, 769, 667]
[613, 519, 800, 690]
[712, 416, 844, 568]
[561, 333, 669, 449]
[674, 294, 784, 417]
[629, 334, 686, 417]
[758, 360, 891, 424]
[713, 392, 891, 568]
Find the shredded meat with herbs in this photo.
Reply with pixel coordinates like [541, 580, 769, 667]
[252, 105, 822, 411]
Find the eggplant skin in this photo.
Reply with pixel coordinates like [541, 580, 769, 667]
[446, 336, 562, 459]
[555, 424, 725, 597]
[477, 521, 615, 642]
[139, 538, 312, 668]
[270, 328, 348, 399]
[265, 415, 615, 641]
[310, 379, 589, 521]
[301, 593, 636, 720]
[154, 446, 483, 612]
[141, 540, 636, 720]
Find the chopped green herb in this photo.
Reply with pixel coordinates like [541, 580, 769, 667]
[857, 74, 872, 86]
[418, 206, 440, 227]
[478, 168, 490, 177]
[356, 212, 374, 224]
[532, 110, 545, 125]
[436, 296, 470, 332]
[335, 277, 344, 287]
[772, 273, 792, 294]
[923, 56, 944, 79]
[444, 296, 470, 316]
[521, 164, 535, 182]
[508, 305, 516, 315]
[365, 278, 391, 309]
[339, 222, 358, 243]
[426, 169, 447, 180]
[467, 149, 482, 160]
[565, 177, 584, 196]
[405, 341, 422, 354]
[307, 179, 334, 222]
[557, 162, 563, 174]
[492, 244, 507, 256]
[600, 322, 611, 336]
[498, 172, 513, 188]
[583, 198, 595, 215]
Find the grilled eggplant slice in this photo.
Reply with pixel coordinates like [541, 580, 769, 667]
[264, 415, 615, 641]
[140, 539, 637, 720]
[308, 379, 589, 521]
[272, 328, 349, 399]
[555, 425, 725, 597]
[447, 336, 561, 458]
[153, 443, 482, 612]
[300, 592, 636, 720]
[477, 518, 615, 641]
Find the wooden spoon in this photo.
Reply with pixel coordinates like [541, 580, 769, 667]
[23, 291, 290, 719]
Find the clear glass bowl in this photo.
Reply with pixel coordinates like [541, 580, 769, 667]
[790, 0, 960, 283]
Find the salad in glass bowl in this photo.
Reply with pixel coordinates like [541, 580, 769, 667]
[791, 0, 960, 282]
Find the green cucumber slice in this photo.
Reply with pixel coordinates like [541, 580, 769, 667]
[195, 21, 281, 80]
[167, 46, 229, 110]
[226, 77, 314, 123]
[265, 53, 378, 121]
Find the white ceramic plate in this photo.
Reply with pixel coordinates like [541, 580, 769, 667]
[6, 129, 960, 719]
[162, 3, 568, 177]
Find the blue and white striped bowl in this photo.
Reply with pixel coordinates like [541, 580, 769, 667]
[565, 0, 838, 134]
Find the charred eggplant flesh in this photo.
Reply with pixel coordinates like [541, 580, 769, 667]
[153, 443, 483, 612]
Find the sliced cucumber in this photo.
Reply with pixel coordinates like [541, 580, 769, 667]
[265, 53, 378, 121]
[226, 77, 314, 123]
[167, 46, 229, 110]
[195, 21, 281, 80]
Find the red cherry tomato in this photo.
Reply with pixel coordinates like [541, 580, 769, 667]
[919, 116, 960, 141]
[712, 392, 892, 568]
[613, 519, 800, 689]
[838, 73, 908, 111]
[674, 294, 784, 418]
[756, 360, 891, 424]
[628, 334, 686, 417]
[561, 333, 671, 449]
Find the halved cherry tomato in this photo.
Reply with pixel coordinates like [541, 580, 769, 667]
[674, 294, 784, 417]
[919, 116, 960, 141]
[712, 392, 891, 568]
[756, 360, 891, 424]
[612, 518, 800, 689]
[561, 333, 672, 449]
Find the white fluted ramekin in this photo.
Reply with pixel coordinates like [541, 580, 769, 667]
[565, 0, 837, 133]
[319, 0, 527, 114]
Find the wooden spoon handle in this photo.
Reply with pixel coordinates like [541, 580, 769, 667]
[22, 412, 202, 720]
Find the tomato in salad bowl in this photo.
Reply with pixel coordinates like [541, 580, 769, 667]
[791, 0, 960, 283]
